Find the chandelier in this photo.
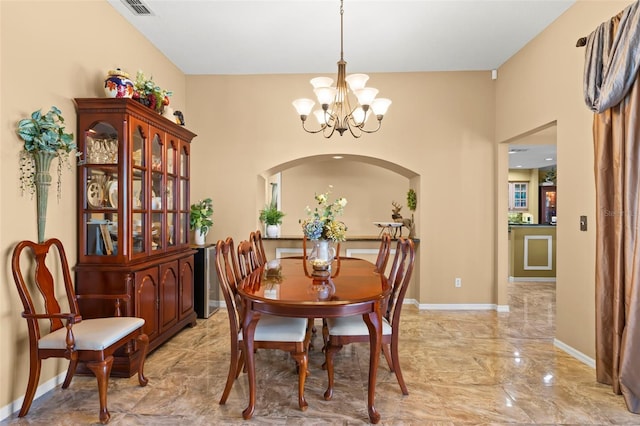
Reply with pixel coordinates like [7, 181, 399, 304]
[292, 0, 391, 138]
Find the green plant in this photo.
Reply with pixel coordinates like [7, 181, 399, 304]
[190, 198, 214, 234]
[16, 106, 77, 199]
[544, 167, 557, 183]
[259, 204, 285, 226]
[407, 188, 417, 211]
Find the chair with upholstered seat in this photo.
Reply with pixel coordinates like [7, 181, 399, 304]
[323, 237, 415, 400]
[375, 233, 392, 273]
[11, 238, 149, 424]
[215, 237, 311, 411]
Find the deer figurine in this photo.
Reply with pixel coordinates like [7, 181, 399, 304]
[391, 201, 414, 238]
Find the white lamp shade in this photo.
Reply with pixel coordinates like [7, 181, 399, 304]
[313, 109, 331, 125]
[310, 77, 333, 89]
[345, 73, 369, 91]
[371, 98, 392, 116]
[292, 98, 315, 116]
[354, 87, 379, 106]
[351, 107, 370, 125]
[314, 87, 337, 105]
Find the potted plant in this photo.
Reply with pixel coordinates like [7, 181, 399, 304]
[16, 106, 77, 242]
[259, 204, 285, 238]
[190, 198, 213, 245]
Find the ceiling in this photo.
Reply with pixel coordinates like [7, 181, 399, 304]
[109, 0, 565, 169]
[509, 125, 557, 169]
[107, 0, 576, 75]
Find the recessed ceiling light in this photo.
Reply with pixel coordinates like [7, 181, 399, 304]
[545, 157, 553, 161]
[516, 165, 523, 168]
[508, 150, 516, 154]
[332, 155, 343, 159]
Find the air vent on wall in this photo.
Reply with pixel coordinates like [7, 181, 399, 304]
[121, 0, 154, 16]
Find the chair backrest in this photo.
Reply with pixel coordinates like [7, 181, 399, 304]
[375, 234, 392, 273]
[215, 238, 243, 335]
[237, 239, 259, 279]
[384, 238, 416, 329]
[12, 238, 80, 341]
[250, 230, 267, 267]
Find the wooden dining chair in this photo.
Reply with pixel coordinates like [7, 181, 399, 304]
[11, 238, 149, 424]
[249, 230, 267, 267]
[322, 237, 415, 400]
[375, 233, 392, 273]
[215, 237, 311, 411]
[237, 239, 259, 279]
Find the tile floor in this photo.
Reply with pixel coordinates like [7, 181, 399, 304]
[3, 281, 639, 425]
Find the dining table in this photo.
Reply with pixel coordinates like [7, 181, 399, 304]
[238, 256, 391, 424]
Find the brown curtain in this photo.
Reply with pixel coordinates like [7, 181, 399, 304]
[585, 0, 640, 414]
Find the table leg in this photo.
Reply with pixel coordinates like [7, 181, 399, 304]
[242, 309, 257, 420]
[363, 304, 382, 424]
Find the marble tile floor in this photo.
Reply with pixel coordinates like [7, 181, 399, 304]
[3, 281, 640, 425]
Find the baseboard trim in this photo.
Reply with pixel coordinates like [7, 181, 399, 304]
[0, 371, 66, 422]
[417, 302, 509, 312]
[509, 276, 556, 282]
[554, 338, 596, 368]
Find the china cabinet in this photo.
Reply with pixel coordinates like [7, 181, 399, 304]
[74, 98, 197, 376]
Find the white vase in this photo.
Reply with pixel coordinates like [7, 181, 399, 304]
[266, 224, 279, 238]
[194, 229, 207, 245]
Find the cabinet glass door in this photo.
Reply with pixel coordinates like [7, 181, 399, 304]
[132, 123, 147, 254]
[151, 131, 164, 252]
[82, 121, 119, 256]
[167, 140, 178, 248]
[179, 144, 190, 245]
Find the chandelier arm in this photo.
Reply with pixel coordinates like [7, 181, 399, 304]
[345, 123, 363, 138]
[301, 121, 329, 135]
[323, 121, 338, 138]
[355, 119, 383, 134]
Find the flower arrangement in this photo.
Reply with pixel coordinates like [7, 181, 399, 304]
[300, 187, 348, 242]
[17, 106, 77, 199]
[132, 70, 172, 113]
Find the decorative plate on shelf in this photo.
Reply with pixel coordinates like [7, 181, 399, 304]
[107, 180, 118, 208]
[87, 179, 104, 208]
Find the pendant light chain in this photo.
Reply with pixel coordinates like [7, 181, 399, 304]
[292, 0, 392, 138]
[340, 0, 344, 62]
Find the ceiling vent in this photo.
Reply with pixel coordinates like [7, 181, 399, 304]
[121, 0, 154, 16]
